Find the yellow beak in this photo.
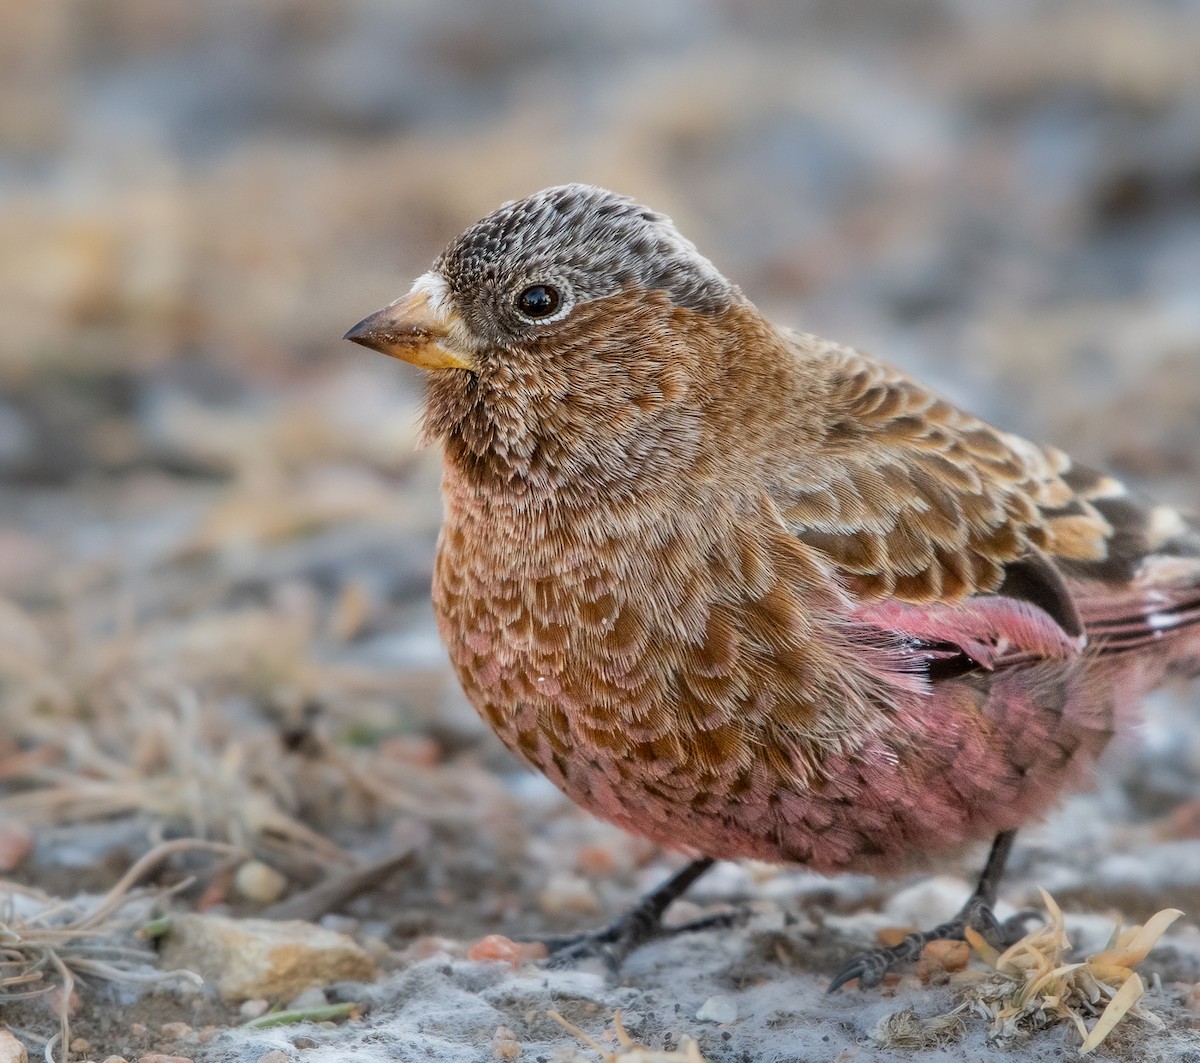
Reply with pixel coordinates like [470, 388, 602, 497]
[343, 290, 475, 371]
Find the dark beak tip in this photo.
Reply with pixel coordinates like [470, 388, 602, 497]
[342, 316, 376, 345]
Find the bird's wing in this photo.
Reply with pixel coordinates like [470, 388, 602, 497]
[774, 338, 1200, 672]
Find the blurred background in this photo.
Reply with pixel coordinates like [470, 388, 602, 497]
[5, 0, 1200, 493]
[1, 0, 1200, 1038]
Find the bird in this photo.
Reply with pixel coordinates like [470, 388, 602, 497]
[345, 183, 1200, 988]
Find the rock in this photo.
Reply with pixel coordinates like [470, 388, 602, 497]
[537, 872, 600, 916]
[161, 913, 376, 1004]
[916, 939, 971, 984]
[239, 999, 270, 1020]
[491, 1025, 521, 1060]
[0, 820, 33, 872]
[286, 986, 328, 1010]
[234, 860, 289, 903]
[466, 934, 547, 968]
[157, 1023, 193, 1042]
[0, 1029, 28, 1063]
[882, 876, 970, 928]
[696, 994, 738, 1025]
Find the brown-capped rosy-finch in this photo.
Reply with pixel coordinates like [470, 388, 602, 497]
[346, 184, 1200, 988]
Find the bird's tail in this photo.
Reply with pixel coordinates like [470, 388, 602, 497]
[1075, 515, 1200, 675]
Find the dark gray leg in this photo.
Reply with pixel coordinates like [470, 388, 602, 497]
[532, 857, 729, 970]
[828, 831, 1029, 992]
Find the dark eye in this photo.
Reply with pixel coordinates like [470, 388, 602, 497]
[516, 284, 561, 319]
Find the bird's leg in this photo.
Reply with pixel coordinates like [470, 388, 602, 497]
[828, 830, 1033, 992]
[530, 857, 732, 971]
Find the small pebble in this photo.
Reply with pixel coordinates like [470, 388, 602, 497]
[234, 860, 288, 903]
[43, 984, 80, 1019]
[136, 1055, 194, 1063]
[0, 1029, 27, 1063]
[401, 935, 463, 962]
[537, 872, 600, 916]
[379, 735, 441, 766]
[0, 819, 33, 871]
[492, 1025, 522, 1060]
[916, 939, 970, 984]
[318, 914, 359, 935]
[256, 1052, 291, 1063]
[696, 994, 738, 1025]
[159, 1022, 193, 1041]
[240, 998, 270, 1019]
[875, 926, 916, 948]
[287, 986, 329, 1010]
[467, 934, 545, 968]
[576, 844, 617, 877]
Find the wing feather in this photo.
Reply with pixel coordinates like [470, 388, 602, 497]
[773, 335, 1200, 673]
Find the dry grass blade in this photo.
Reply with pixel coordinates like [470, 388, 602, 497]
[962, 886, 1182, 1053]
[548, 1009, 709, 1063]
[0, 838, 243, 1063]
[0, 697, 350, 868]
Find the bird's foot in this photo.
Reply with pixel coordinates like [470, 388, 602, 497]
[535, 909, 740, 972]
[519, 857, 723, 973]
[827, 898, 1036, 992]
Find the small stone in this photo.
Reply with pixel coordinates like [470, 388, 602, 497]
[0, 821, 33, 872]
[875, 926, 916, 948]
[68, 1038, 90, 1055]
[883, 877, 969, 928]
[696, 995, 738, 1025]
[467, 934, 546, 968]
[362, 935, 391, 961]
[401, 935, 463, 962]
[537, 872, 600, 916]
[158, 1023, 193, 1041]
[576, 844, 617, 877]
[379, 735, 441, 766]
[100, 1056, 131, 1063]
[492, 1025, 522, 1060]
[44, 985, 79, 1017]
[256, 1052, 291, 1063]
[1165, 799, 1200, 840]
[136, 1056, 194, 1063]
[161, 913, 375, 1003]
[318, 914, 359, 935]
[0, 1030, 28, 1063]
[286, 986, 328, 1010]
[239, 998, 270, 1019]
[916, 939, 970, 984]
[234, 860, 288, 903]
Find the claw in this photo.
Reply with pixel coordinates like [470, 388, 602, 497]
[828, 831, 1022, 992]
[826, 962, 867, 993]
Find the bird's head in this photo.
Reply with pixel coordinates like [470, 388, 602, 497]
[344, 185, 747, 486]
